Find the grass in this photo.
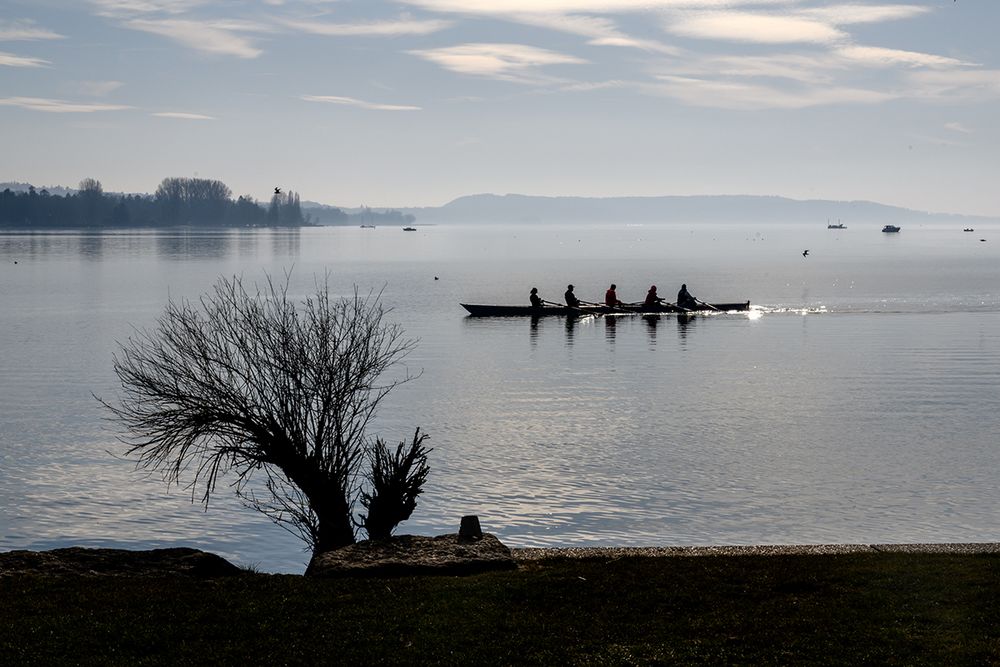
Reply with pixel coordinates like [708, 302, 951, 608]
[2, 553, 999, 665]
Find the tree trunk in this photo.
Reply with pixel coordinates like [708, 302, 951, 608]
[312, 492, 356, 555]
[273, 451, 357, 555]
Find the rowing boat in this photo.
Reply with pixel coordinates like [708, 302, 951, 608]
[461, 302, 751, 317]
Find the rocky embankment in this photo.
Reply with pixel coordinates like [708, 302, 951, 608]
[0, 547, 241, 577]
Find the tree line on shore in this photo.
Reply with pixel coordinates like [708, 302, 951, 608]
[0, 177, 309, 229]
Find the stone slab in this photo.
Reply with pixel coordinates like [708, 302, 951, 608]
[307, 533, 517, 577]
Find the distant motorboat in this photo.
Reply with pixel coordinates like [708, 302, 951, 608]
[882, 225, 901, 233]
[403, 226, 416, 231]
[360, 224, 375, 229]
[964, 228, 975, 232]
[827, 222, 846, 229]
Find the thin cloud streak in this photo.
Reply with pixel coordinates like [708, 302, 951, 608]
[0, 97, 133, 113]
[399, 1, 795, 14]
[672, 53, 845, 85]
[410, 43, 586, 83]
[801, 4, 931, 26]
[125, 18, 265, 58]
[559, 79, 628, 92]
[0, 51, 51, 68]
[905, 69, 1000, 102]
[152, 111, 216, 119]
[0, 19, 65, 41]
[945, 122, 973, 134]
[666, 12, 846, 44]
[506, 12, 679, 55]
[89, 0, 208, 18]
[301, 95, 422, 111]
[396, 2, 687, 56]
[73, 80, 125, 97]
[836, 45, 974, 70]
[648, 74, 893, 110]
[282, 17, 453, 37]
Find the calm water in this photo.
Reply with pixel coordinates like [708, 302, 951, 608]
[1, 222, 999, 572]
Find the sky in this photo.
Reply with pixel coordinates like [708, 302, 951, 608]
[1, 0, 998, 215]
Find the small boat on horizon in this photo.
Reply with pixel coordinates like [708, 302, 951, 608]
[827, 222, 846, 229]
[964, 228, 975, 232]
[403, 226, 416, 231]
[360, 224, 375, 229]
[882, 225, 901, 233]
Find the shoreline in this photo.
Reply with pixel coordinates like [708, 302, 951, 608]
[512, 542, 1000, 561]
[3, 541, 999, 578]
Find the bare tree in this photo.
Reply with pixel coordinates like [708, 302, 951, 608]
[98, 273, 430, 556]
[361, 430, 432, 540]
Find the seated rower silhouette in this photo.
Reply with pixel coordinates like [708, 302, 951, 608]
[605, 283, 623, 307]
[529, 287, 543, 308]
[644, 285, 664, 307]
[676, 283, 697, 310]
[564, 284, 580, 308]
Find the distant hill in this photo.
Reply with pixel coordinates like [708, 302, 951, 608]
[10, 183, 994, 225]
[398, 194, 997, 225]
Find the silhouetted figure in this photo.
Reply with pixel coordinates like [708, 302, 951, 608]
[644, 285, 664, 307]
[529, 287, 543, 308]
[564, 284, 580, 308]
[605, 283, 623, 307]
[677, 283, 696, 310]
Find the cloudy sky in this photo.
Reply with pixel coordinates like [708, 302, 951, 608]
[1, 1, 997, 215]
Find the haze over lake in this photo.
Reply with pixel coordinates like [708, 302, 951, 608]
[1, 222, 999, 572]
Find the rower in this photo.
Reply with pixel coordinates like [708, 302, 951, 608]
[564, 284, 580, 308]
[605, 283, 624, 307]
[677, 283, 696, 310]
[644, 285, 664, 307]
[529, 287, 543, 308]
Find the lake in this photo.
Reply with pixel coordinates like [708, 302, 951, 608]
[1, 222, 999, 572]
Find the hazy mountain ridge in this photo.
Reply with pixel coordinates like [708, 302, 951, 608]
[7, 182, 994, 225]
[399, 193, 997, 224]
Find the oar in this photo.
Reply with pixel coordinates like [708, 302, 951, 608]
[543, 299, 594, 316]
[694, 298, 720, 312]
[579, 299, 630, 314]
[663, 301, 692, 313]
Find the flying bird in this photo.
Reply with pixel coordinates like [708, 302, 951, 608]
[802, 249, 810, 257]
[274, 187, 281, 195]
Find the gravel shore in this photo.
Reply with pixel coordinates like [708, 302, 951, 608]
[512, 543, 1000, 561]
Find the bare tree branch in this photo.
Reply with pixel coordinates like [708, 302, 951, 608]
[97, 272, 428, 555]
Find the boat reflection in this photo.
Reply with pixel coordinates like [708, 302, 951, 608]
[460, 311, 704, 348]
[643, 315, 658, 346]
[676, 312, 696, 344]
[564, 314, 577, 345]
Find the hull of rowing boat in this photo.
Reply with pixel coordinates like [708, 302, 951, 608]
[460, 302, 751, 317]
